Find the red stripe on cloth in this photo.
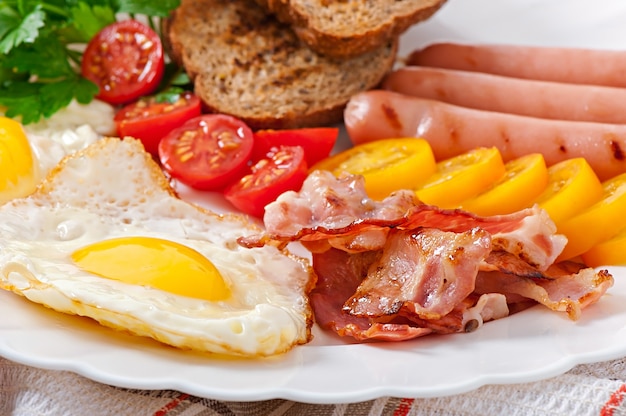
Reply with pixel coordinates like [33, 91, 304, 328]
[601, 384, 626, 416]
[153, 393, 190, 416]
[393, 398, 416, 416]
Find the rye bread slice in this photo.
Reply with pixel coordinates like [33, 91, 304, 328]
[254, 0, 447, 58]
[164, 0, 398, 129]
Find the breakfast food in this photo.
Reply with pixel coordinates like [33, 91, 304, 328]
[310, 135, 626, 263]
[0, 137, 315, 357]
[81, 19, 165, 105]
[0, 2, 179, 124]
[346, 41, 626, 263]
[310, 137, 438, 201]
[164, 0, 398, 129]
[344, 89, 626, 180]
[457, 153, 549, 216]
[407, 42, 626, 87]
[0, 100, 115, 204]
[239, 170, 613, 341]
[253, 0, 447, 58]
[114, 91, 202, 157]
[556, 172, 626, 260]
[382, 66, 626, 124]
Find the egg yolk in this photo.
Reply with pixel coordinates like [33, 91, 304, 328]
[71, 237, 231, 301]
[0, 117, 37, 204]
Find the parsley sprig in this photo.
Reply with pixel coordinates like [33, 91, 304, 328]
[0, 0, 180, 124]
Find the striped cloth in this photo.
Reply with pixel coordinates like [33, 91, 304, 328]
[2, 357, 626, 415]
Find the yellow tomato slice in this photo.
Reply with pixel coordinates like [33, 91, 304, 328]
[533, 158, 603, 227]
[311, 138, 436, 200]
[459, 153, 548, 216]
[556, 172, 626, 261]
[415, 147, 506, 209]
[0, 117, 37, 204]
[582, 225, 626, 267]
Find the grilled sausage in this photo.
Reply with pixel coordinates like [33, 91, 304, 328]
[382, 66, 626, 124]
[406, 43, 626, 88]
[344, 89, 626, 180]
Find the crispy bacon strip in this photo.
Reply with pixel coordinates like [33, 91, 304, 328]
[310, 248, 506, 342]
[345, 228, 491, 320]
[475, 267, 614, 320]
[310, 248, 434, 342]
[239, 170, 566, 270]
[239, 170, 613, 342]
[258, 171, 419, 247]
[400, 205, 566, 270]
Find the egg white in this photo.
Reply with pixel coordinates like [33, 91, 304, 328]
[0, 99, 115, 205]
[23, 99, 116, 182]
[0, 137, 314, 357]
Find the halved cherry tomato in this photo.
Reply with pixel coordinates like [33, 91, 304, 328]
[158, 114, 254, 191]
[252, 127, 339, 167]
[224, 146, 308, 218]
[311, 138, 436, 201]
[416, 147, 506, 209]
[81, 20, 165, 105]
[114, 91, 202, 156]
[533, 158, 603, 227]
[557, 172, 626, 261]
[459, 153, 549, 216]
[582, 225, 626, 267]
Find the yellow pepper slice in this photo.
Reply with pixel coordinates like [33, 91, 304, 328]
[311, 138, 436, 200]
[0, 117, 37, 204]
[459, 153, 548, 216]
[533, 158, 603, 227]
[557, 172, 626, 261]
[415, 147, 505, 209]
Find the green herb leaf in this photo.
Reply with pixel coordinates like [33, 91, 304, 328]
[153, 87, 183, 104]
[0, 76, 99, 124]
[4, 33, 75, 79]
[170, 71, 191, 86]
[114, 0, 181, 17]
[73, 77, 100, 104]
[0, 7, 46, 54]
[0, 0, 181, 123]
[40, 76, 99, 117]
[0, 82, 44, 124]
[0, 6, 20, 40]
[69, 2, 116, 41]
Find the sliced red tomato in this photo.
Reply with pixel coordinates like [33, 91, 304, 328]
[158, 114, 254, 190]
[81, 20, 165, 105]
[251, 127, 339, 166]
[224, 146, 308, 218]
[114, 91, 202, 156]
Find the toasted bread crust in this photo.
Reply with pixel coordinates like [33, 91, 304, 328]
[164, 0, 398, 129]
[255, 0, 447, 58]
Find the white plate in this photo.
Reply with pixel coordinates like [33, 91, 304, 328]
[3, 0, 626, 405]
[1, 265, 625, 404]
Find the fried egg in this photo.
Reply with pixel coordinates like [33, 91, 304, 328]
[0, 99, 115, 204]
[0, 137, 314, 357]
